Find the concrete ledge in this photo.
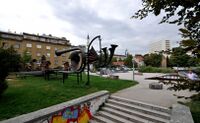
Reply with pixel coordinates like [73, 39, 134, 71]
[2, 90, 110, 123]
[170, 104, 194, 123]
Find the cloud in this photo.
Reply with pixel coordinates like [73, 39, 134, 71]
[0, 0, 182, 55]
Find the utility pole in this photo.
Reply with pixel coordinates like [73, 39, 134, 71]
[132, 56, 135, 81]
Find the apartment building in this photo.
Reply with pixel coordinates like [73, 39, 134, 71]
[149, 40, 171, 53]
[0, 31, 71, 68]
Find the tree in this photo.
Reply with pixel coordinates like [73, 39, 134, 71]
[0, 46, 21, 96]
[169, 47, 193, 67]
[111, 57, 117, 62]
[124, 54, 133, 68]
[133, 0, 200, 57]
[21, 49, 32, 64]
[143, 53, 162, 67]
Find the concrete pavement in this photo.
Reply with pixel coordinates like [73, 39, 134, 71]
[111, 71, 196, 108]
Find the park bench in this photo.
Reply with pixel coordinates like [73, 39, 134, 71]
[17, 71, 43, 78]
[58, 70, 82, 84]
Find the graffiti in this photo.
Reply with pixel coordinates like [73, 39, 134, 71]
[50, 103, 91, 123]
[36, 94, 108, 123]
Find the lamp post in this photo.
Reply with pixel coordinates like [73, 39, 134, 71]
[132, 56, 135, 81]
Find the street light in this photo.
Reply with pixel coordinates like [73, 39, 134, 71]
[132, 56, 135, 81]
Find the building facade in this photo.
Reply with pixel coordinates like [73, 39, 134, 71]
[0, 31, 71, 68]
[149, 40, 171, 53]
[134, 54, 144, 67]
[113, 54, 127, 61]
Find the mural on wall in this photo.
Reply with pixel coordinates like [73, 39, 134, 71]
[40, 95, 109, 123]
[51, 103, 91, 123]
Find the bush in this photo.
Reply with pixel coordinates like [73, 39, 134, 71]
[0, 81, 8, 97]
[0, 46, 21, 96]
[138, 66, 174, 73]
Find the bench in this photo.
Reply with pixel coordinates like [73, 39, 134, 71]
[58, 71, 82, 84]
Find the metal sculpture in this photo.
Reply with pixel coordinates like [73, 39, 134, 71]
[55, 35, 118, 85]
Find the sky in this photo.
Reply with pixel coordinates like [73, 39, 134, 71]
[0, 0, 182, 55]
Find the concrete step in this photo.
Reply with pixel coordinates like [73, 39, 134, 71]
[89, 119, 101, 123]
[98, 110, 145, 123]
[103, 104, 169, 123]
[107, 99, 171, 120]
[110, 95, 171, 114]
[90, 115, 116, 123]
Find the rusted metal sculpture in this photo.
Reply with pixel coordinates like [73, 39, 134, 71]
[55, 35, 118, 85]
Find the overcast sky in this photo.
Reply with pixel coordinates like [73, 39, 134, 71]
[0, 0, 182, 55]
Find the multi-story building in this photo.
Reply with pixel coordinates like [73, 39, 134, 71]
[149, 40, 171, 53]
[0, 31, 71, 68]
[113, 54, 127, 61]
[134, 54, 144, 67]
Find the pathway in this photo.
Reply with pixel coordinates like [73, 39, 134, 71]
[111, 71, 196, 107]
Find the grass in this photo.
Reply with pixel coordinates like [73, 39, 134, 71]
[0, 74, 137, 120]
[186, 101, 200, 123]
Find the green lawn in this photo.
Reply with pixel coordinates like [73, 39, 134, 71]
[0, 74, 137, 120]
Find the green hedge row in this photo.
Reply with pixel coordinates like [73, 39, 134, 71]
[138, 66, 174, 73]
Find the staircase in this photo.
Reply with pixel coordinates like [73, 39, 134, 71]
[90, 96, 171, 123]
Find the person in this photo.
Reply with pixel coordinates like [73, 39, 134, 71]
[44, 61, 51, 80]
[187, 70, 199, 80]
[63, 62, 70, 71]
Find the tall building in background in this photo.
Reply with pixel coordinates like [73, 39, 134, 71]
[0, 31, 71, 68]
[149, 40, 171, 53]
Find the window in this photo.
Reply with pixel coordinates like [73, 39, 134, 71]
[46, 46, 51, 50]
[14, 43, 20, 49]
[2, 42, 9, 49]
[47, 53, 50, 57]
[37, 52, 41, 57]
[36, 45, 42, 48]
[26, 51, 31, 55]
[26, 43, 32, 48]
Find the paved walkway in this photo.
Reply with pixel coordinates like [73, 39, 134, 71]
[111, 71, 196, 108]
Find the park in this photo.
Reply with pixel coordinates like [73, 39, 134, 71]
[0, 0, 200, 123]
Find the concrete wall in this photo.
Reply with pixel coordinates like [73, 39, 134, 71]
[170, 104, 194, 123]
[2, 90, 109, 123]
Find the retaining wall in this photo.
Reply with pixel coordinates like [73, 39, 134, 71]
[1, 90, 109, 123]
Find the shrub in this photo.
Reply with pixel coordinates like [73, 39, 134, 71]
[0, 46, 21, 96]
[138, 66, 174, 73]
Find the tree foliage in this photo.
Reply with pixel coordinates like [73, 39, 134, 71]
[169, 47, 196, 67]
[21, 50, 32, 64]
[124, 54, 133, 68]
[0, 46, 21, 96]
[143, 53, 162, 67]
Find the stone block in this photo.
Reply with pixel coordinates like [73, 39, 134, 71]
[149, 82, 163, 89]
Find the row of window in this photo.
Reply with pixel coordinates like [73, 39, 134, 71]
[2, 42, 67, 51]
[26, 43, 51, 49]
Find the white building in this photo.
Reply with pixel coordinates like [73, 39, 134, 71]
[149, 40, 171, 53]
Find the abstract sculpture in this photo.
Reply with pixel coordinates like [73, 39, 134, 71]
[55, 35, 118, 85]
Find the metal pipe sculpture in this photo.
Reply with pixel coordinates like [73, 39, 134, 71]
[55, 48, 86, 73]
[55, 35, 118, 86]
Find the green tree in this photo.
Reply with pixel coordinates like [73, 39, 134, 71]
[21, 50, 32, 64]
[111, 57, 117, 62]
[133, 0, 200, 57]
[0, 46, 21, 96]
[169, 47, 192, 67]
[124, 54, 133, 68]
[144, 53, 162, 67]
